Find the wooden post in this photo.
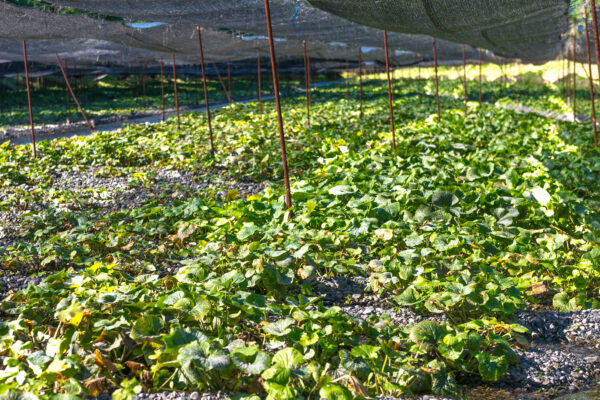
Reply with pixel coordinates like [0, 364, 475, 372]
[384, 30, 396, 150]
[257, 52, 263, 114]
[358, 46, 363, 119]
[264, 0, 292, 209]
[55, 53, 94, 134]
[196, 27, 215, 155]
[22, 40, 36, 158]
[585, 8, 599, 147]
[463, 44, 468, 115]
[171, 53, 180, 129]
[433, 37, 441, 122]
[160, 58, 165, 122]
[303, 40, 310, 128]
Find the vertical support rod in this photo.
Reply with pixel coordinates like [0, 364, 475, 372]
[383, 30, 397, 150]
[22, 40, 36, 158]
[417, 53, 422, 96]
[479, 49, 483, 107]
[573, 27, 577, 122]
[257, 52, 263, 114]
[590, 0, 600, 102]
[160, 58, 165, 122]
[171, 53, 180, 129]
[303, 40, 310, 128]
[307, 52, 312, 110]
[264, 0, 292, 209]
[462, 44, 468, 115]
[565, 55, 571, 105]
[141, 64, 147, 107]
[197, 27, 215, 155]
[212, 62, 233, 104]
[65, 59, 70, 124]
[433, 37, 441, 122]
[585, 9, 599, 147]
[55, 53, 93, 134]
[358, 46, 363, 119]
[346, 59, 350, 100]
[227, 57, 232, 102]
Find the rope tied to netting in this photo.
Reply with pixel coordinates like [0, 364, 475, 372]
[291, 0, 303, 37]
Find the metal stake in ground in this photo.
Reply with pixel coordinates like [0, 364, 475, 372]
[566, 56, 571, 104]
[212, 62, 233, 104]
[196, 26, 215, 156]
[303, 40, 310, 128]
[171, 53, 180, 129]
[160, 58, 165, 122]
[65, 59, 71, 124]
[479, 49, 483, 107]
[346, 59, 350, 100]
[462, 44, 467, 115]
[307, 51, 312, 111]
[358, 46, 363, 119]
[56, 53, 94, 134]
[22, 40, 36, 158]
[257, 52, 263, 114]
[592, 1, 600, 116]
[585, 8, 599, 147]
[383, 30, 397, 150]
[263, 0, 292, 209]
[417, 53, 422, 96]
[141, 64, 147, 108]
[433, 37, 441, 122]
[227, 57, 232, 102]
[572, 27, 577, 122]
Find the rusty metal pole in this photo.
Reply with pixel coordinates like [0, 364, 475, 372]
[65, 59, 71, 124]
[565, 55, 571, 106]
[171, 53, 180, 129]
[479, 49, 483, 107]
[433, 37, 441, 122]
[160, 58, 165, 122]
[212, 62, 232, 104]
[585, 9, 599, 147]
[417, 53, 422, 96]
[358, 46, 363, 119]
[257, 52, 263, 114]
[227, 57, 232, 102]
[303, 40, 310, 128]
[383, 30, 397, 151]
[463, 44, 468, 115]
[56, 53, 94, 134]
[573, 27, 577, 122]
[22, 41, 36, 158]
[264, 0, 292, 210]
[346, 59, 350, 100]
[591, 0, 600, 105]
[141, 64, 147, 108]
[197, 27, 215, 156]
[307, 53, 312, 110]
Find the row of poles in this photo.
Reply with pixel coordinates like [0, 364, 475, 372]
[16, 0, 600, 211]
